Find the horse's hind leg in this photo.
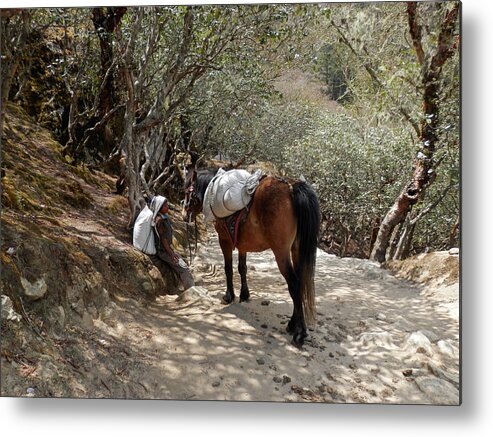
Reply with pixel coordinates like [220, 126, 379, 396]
[238, 251, 250, 302]
[218, 236, 235, 304]
[275, 252, 307, 348]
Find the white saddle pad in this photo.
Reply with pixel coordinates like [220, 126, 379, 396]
[203, 169, 263, 222]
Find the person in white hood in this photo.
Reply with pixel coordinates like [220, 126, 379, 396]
[151, 196, 194, 290]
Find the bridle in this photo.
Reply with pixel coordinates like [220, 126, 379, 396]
[183, 185, 198, 222]
[183, 175, 199, 263]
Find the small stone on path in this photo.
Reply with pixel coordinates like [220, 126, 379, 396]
[414, 376, 459, 405]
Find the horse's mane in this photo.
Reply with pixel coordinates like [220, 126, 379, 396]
[186, 167, 217, 204]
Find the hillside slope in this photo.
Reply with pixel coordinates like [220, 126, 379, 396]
[1, 105, 188, 397]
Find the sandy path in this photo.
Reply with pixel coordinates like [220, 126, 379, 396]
[91, 229, 459, 404]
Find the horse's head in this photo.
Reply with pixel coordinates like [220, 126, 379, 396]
[182, 167, 201, 222]
[182, 167, 217, 222]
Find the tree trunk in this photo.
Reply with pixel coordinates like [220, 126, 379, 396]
[393, 217, 416, 260]
[91, 7, 127, 117]
[0, 10, 30, 138]
[386, 221, 403, 261]
[118, 10, 146, 228]
[448, 215, 460, 248]
[370, 2, 459, 263]
[371, 188, 417, 262]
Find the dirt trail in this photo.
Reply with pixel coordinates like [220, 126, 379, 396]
[1, 106, 458, 403]
[84, 229, 459, 404]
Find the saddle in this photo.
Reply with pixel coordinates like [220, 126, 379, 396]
[203, 168, 264, 222]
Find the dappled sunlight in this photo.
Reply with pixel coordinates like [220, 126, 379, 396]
[6, 224, 456, 402]
[75, 231, 458, 403]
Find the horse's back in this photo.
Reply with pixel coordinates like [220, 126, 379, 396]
[235, 176, 296, 253]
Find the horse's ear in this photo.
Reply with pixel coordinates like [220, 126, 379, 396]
[185, 164, 197, 185]
[195, 153, 205, 170]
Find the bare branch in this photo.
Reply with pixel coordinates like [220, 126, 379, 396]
[331, 19, 421, 137]
[406, 2, 425, 65]
[410, 183, 455, 225]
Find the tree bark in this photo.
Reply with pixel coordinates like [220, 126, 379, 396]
[393, 217, 416, 260]
[119, 9, 144, 228]
[0, 11, 30, 138]
[91, 7, 127, 117]
[370, 2, 459, 263]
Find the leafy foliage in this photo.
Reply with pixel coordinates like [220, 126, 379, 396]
[2, 3, 460, 259]
[282, 111, 413, 256]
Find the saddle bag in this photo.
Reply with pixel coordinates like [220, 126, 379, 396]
[132, 205, 157, 255]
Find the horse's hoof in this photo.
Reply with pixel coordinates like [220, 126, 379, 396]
[291, 337, 304, 349]
[239, 287, 250, 303]
[291, 331, 307, 349]
[286, 321, 295, 335]
[221, 294, 234, 305]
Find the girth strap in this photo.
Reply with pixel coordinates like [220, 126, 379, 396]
[218, 208, 247, 249]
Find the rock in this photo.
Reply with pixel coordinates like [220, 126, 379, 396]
[427, 363, 460, 388]
[88, 304, 98, 318]
[81, 311, 94, 330]
[142, 282, 153, 292]
[192, 262, 213, 273]
[282, 375, 291, 385]
[437, 339, 457, 357]
[38, 359, 59, 380]
[98, 288, 110, 307]
[418, 329, 439, 343]
[414, 376, 460, 405]
[101, 301, 118, 323]
[401, 367, 428, 378]
[176, 286, 212, 303]
[256, 358, 265, 365]
[448, 248, 459, 256]
[351, 260, 393, 281]
[70, 298, 85, 316]
[376, 313, 387, 321]
[21, 276, 47, 300]
[261, 300, 270, 306]
[193, 275, 205, 286]
[391, 315, 415, 332]
[359, 331, 396, 348]
[273, 376, 282, 383]
[1, 295, 21, 322]
[56, 305, 65, 327]
[212, 381, 221, 388]
[404, 331, 433, 356]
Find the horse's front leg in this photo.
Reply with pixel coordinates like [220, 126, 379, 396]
[218, 236, 235, 304]
[238, 251, 250, 302]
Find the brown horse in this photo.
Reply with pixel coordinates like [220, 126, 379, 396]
[182, 168, 321, 348]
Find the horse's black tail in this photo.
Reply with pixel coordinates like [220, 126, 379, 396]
[292, 181, 321, 328]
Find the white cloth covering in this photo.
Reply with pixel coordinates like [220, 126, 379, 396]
[203, 169, 263, 222]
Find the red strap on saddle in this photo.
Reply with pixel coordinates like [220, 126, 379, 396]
[221, 208, 247, 248]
